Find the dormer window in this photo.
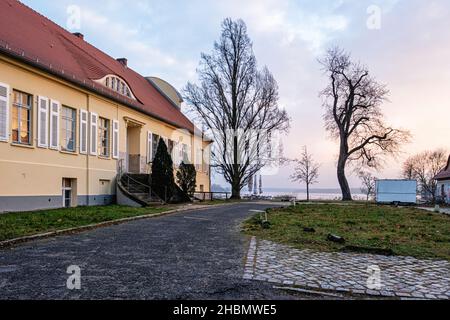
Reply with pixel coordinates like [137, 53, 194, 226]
[95, 75, 136, 100]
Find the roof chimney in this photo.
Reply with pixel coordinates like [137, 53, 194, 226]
[73, 32, 84, 40]
[117, 58, 128, 67]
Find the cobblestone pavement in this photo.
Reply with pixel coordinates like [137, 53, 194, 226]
[244, 237, 450, 300]
[418, 207, 450, 216]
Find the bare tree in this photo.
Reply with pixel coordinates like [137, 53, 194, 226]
[259, 175, 263, 195]
[402, 157, 416, 180]
[184, 18, 290, 199]
[402, 149, 448, 203]
[358, 171, 376, 201]
[320, 47, 410, 201]
[291, 147, 320, 202]
[247, 175, 254, 194]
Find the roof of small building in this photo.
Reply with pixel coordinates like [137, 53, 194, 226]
[0, 0, 195, 133]
[435, 155, 450, 181]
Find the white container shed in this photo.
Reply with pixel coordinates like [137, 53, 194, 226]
[376, 180, 417, 204]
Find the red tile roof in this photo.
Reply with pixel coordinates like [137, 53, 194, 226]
[0, 0, 195, 132]
[435, 156, 450, 180]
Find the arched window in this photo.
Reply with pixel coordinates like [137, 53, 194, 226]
[95, 75, 135, 100]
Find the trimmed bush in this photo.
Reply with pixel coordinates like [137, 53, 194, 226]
[151, 139, 175, 202]
[176, 162, 197, 196]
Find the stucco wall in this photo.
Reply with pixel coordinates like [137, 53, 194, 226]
[0, 55, 211, 212]
[437, 180, 450, 204]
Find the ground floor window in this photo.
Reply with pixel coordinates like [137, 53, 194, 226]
[62, 178, 74, 208]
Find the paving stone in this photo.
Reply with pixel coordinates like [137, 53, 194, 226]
[246, 238, 450, 300]
[380, 290, 395, 297]
[366, 289, 381, 296]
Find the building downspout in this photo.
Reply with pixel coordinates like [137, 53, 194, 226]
[86, 94, 90, 206]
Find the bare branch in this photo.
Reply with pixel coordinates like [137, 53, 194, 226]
[319, 46, 411, 200]
[291, 146, 320, 201]
[402, 149, 448, 203]
[183, 18, 290, 198]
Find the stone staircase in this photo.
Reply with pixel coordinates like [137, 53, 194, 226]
[118, 173, 164, 206]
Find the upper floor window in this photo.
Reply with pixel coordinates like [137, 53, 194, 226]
[152, 134, 160, 160]
[98, 117, 110, 157]
[95, 75, 135, 100]
[181, 144, 190, 163]
[168, 139, 174, 159]
[61, 106, 76, 152]
[12, 90, 32, 145]
[196, 148, 202, 171]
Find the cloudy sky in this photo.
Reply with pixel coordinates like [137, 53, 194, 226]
[22, 0, 450, 189]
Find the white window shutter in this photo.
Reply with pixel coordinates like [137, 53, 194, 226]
[147, 131, 152, 163]
[37, 96, 49, 148]
[79, 109, 88, 154]
[49, 100, 60, 150]
[112, 120, 119, 159]
[0, 83, 10, 142]
[90, 112, 98, 155]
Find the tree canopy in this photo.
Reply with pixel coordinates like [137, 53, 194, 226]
[184, 18, 290, 199]
[320, 47, 410, 200]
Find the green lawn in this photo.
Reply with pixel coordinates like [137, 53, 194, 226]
[242, 203, 450, 261]
[0, 205, 172, 242]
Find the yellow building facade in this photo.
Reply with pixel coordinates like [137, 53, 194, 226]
[0, 54, 211, 213]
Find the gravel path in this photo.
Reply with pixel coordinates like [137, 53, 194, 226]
[0, 203, 321, 300]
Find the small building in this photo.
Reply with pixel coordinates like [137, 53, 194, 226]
[0, 1, 212, 212]
[375, 179, 417, 205]
[435, 155, 450, 204]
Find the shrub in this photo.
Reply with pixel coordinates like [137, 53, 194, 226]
[176, 162, 197, 196]
[151, 139, 175, 202]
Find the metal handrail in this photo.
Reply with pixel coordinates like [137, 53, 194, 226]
[193, 191, 230, 201]
[122, 173, 151, 189]
[117, 159, 164, 204]
[122, 173, 165, 204]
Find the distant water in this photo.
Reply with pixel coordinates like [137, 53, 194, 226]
[245, 188, 367, 201]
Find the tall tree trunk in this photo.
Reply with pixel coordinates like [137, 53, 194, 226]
[337, 154, 353, 201]
[306, 183, 310, 202]
[231, 134, 241, 200]
[231, 178, 241, 199]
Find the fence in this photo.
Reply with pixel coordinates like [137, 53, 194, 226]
[193, 192, 230, 202]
